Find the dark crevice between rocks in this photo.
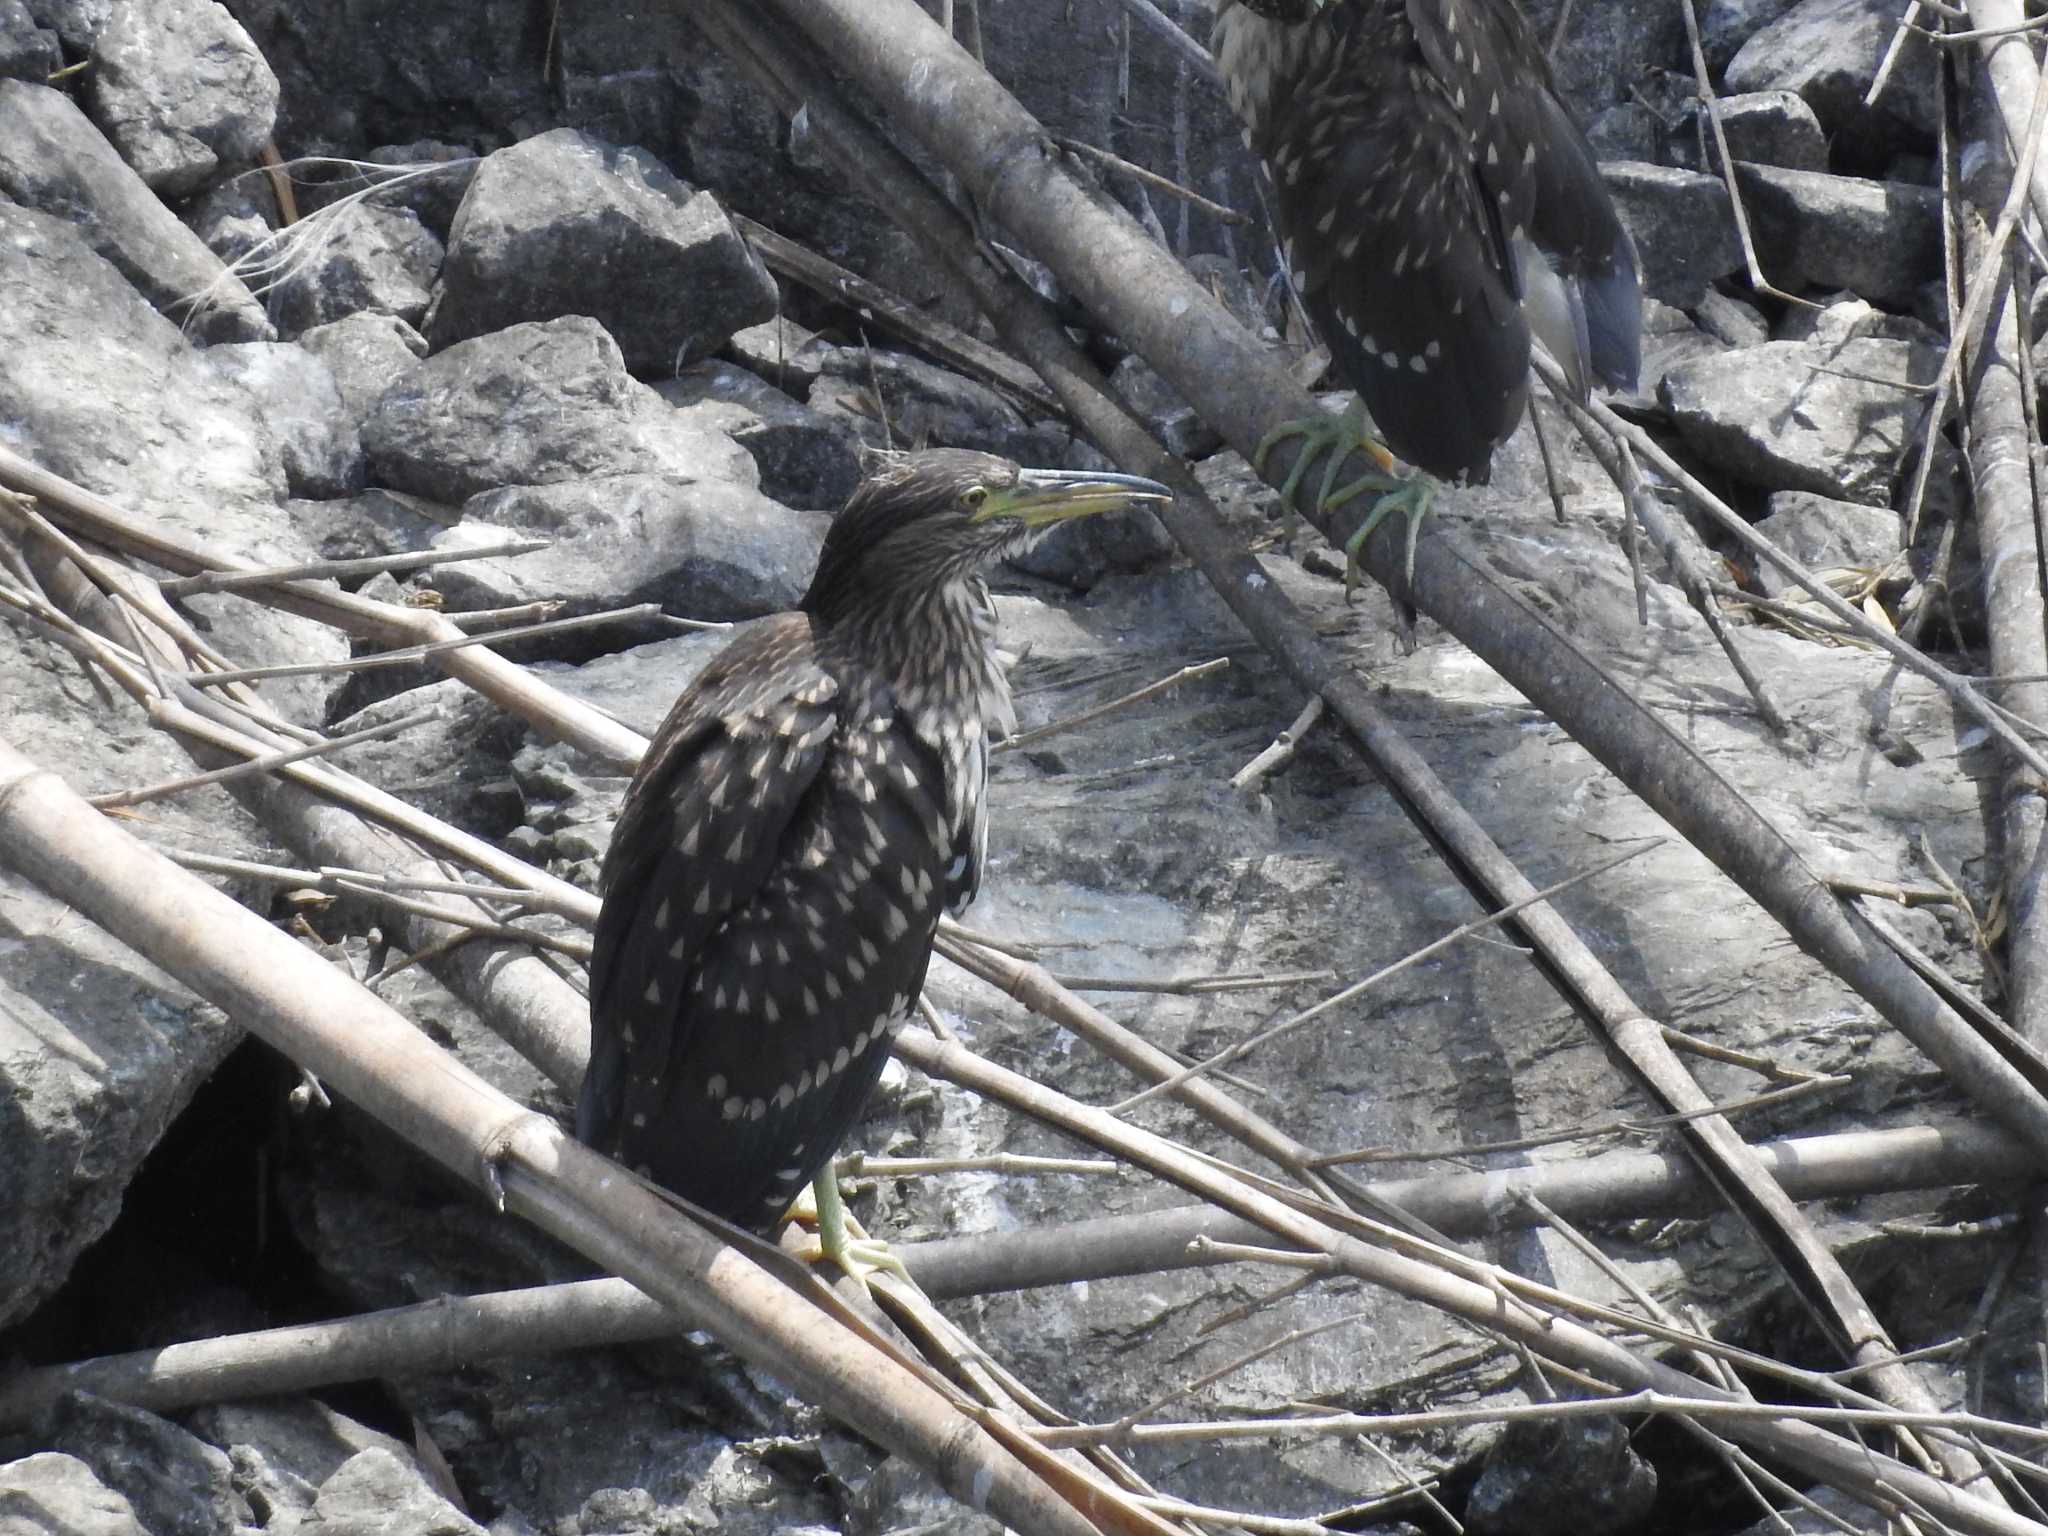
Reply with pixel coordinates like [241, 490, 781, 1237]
[0, 1035, 415, 1444]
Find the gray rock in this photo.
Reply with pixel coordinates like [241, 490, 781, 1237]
[358, 139, 477, 237]
[1659, 335, 1937, 504]
[0, 1454, 148, 1536]
[1522, 0, 1684, 119]
[20, 0, 105, 51]
[1775, 293, 1942, 347]
[1582, 100, 1664, 165]
[185, 1397, 417, 1532]
[1582, 69, 1693, 166]
[0, 204, 348, 722]
[1691, 289, 1772, 349]
[1109, 352, 1221, 460]
[1700, 0, 1803, 71]
[846, 1456, 1001, 1536]
[0, 858, 240, 1334]
[1465, 1416, 1657, 1536]
[269, 203, 442, 336]
[528, 629, 731, 737]
[435, 473, 828, 630]
[1617, 298, 1732, 410]
[362, 315, 756, 503]
[324, 679, 530, 834]
[1680, 90, 1830, 174]
[808, 346, 1074, 465]
[1728, 1479, 1915, 1535]
[426, 128, 777, 373]
[1731, 162, 1942, 310]
[205, 340, 366, 497]
[1752, 490, 1903, 598]
[0, 0, 59, 81]
[653, 360, 865, 508]
[295, 310, 428, 426]
[85, 0, 279, 197]
[0, 442, 304, 1333]
[0, 201, 282, 507]
[314, 1449, 484, 1536]
[1725, 0, 1937, 152]
[0, 80, 272, 341]
[1599, 162, 1743, 308]
[180, 170, 280, 270]
[726, 314, 831, 399]
[46, 1397, 253, 1536]
[286, 486, 452, 563]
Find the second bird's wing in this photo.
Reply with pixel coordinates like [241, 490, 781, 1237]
[1264, 3, 1530, 481]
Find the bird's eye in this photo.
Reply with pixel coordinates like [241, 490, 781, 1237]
[963, 485, 989, 510]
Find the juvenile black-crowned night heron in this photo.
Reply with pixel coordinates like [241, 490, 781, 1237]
[578, 449, 1171, 1266]
[1210, 0, 1642, 574]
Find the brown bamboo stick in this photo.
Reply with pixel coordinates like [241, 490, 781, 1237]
[1963, 62, 2048, 1050]
[0, 1116, 2027, 1432]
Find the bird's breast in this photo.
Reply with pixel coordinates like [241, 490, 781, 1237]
[1211, 3, 1338, 148]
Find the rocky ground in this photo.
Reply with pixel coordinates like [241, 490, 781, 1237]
[0, 0, 2021, 1534]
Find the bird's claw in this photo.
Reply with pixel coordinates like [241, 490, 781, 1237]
[1254, 399, 1386, 527]
[1338, 479, 1436, 602]
[1254, 401, 1427, 594]
[787, 1168, 908, 1299]
[792, 1232, 911, 1296]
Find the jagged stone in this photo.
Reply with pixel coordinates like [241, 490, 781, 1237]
[85, 0, 278, 196]
[0, 80, 272, 340]
[426, 128, 776, 373]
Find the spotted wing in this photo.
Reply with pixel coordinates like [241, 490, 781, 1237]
[655, 708, 952, 1227]
[579, 615, 840, 1167]
[1261, 4, 1530, 483]
[1409, 0, 1641, 393]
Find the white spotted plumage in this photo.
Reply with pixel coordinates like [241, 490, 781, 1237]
[1211, 0, 1641, 484]
[579, 450, 1061, 1229]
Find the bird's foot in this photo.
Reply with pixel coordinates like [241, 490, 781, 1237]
[1335, 476, 1437, 601]
[787, 1168, 909, 1297]
[1252, 399, 1397, 552]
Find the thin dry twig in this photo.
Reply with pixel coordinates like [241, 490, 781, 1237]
[997, 657, 1229, 752]
[1109, 843, 1658, 1113]
[1229, 694, 1324, 794]
[88, 707, 438, 810]
[155, 539, 550, 597]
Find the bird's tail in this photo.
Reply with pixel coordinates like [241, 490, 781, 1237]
[1579, 224, 1642, 395]
[1515, 224, 1642, 402]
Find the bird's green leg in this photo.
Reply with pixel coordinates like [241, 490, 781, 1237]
[794, 1165, 910, 1293]
[1253, 399, 1394, 544]
[1327, 475, 1437, 601]
[1253, 400, 1433, 594]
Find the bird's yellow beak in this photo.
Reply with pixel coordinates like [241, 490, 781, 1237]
[973, 468, 1174, 527]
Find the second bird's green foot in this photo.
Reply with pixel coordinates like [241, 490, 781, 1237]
[1253, 400, 1394, 541]
[1252, 403, 1432, 595]
[1336, 477, 1437, 600]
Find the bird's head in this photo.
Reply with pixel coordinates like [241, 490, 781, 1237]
[803, 449, 1172, 622]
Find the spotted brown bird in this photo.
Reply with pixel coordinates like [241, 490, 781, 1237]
[1210, 0, 1641, 571]
[578, 449, 1171, 1264]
